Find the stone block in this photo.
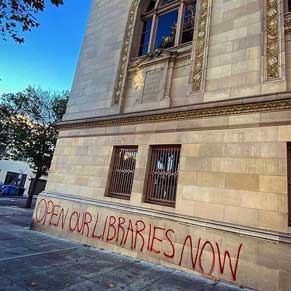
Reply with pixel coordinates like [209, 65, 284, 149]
[224, 206, 259, 228]
[258, 210, 288, 232]
[240, 191, 279, 212]
[209, 188, 241, 207]
[259, 175, 287, 194]
[225, 173, 259, 192]
[193, 201, 224, 222]
[196, 172, 226, 188]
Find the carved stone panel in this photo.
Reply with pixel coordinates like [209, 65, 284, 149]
[189, 0, 212, 94]
[285, 13, 291, 34]
[141, 68, 165, 103]
[266, 0, 280, 80]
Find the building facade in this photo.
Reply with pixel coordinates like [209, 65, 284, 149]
[33, 1, 291, 290]
[0, 160, 47, 196]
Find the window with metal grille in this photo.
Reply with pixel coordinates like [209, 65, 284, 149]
[107, 146, 138, 199]
[145, 145, 181, 207]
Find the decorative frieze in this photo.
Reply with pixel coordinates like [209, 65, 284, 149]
[191, 0, 211, 93]
[285, 12, 291, 34]
[266, 0, 280, 80]
[58, 98, 291, 130]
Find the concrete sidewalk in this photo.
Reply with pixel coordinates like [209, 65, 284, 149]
[0, 199, 252, 291]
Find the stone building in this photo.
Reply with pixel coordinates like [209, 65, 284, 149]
[33, 1, 291, 290]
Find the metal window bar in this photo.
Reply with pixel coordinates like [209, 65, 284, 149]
[145, 145, 181, 207]
[108, 146, 138, 199]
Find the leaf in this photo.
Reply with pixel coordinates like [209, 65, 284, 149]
[0, 0, 64, 43]
[108, 283, 116, 288]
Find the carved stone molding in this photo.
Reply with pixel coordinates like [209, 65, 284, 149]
[266, 0, 280, 80]
[58, 98, 291, 130]
[190, 0, 211, 93]
[285, 12, 291, 34]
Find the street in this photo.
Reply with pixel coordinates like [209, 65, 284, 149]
[0, 197, 252, 291]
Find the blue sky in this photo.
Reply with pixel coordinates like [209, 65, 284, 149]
[0, 0, 91, 95]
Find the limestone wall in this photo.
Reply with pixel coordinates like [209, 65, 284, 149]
[63, 0, 131, 121]
[33, 193, 291, 291]
[46, 109, 291, 234]
[63, 0, 289, 120]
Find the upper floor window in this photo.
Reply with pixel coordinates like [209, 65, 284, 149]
[139, 0, 197, 56]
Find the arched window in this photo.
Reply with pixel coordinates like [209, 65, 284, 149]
[138, 0, 197, 56]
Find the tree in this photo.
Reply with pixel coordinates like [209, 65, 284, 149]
[0, 86, 69, 208]
[0, 0, 64, 43]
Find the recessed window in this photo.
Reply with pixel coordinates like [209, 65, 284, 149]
[289, 0, 291, 12]
[147, 0, 156, 12]
[154, 10, 178, 49]
[139, 0, 197, 56]
[144, 145, 181, 207]
[139, 18, 153, 56]
[108, 146, 138, 200]
[182, 1, 197, 44]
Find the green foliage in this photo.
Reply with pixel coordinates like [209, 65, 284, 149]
[0, 86, 69, 173]
[0, 103, 11, 155]
[0, 0, 64, 43]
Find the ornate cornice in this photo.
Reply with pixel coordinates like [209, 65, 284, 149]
[58, 98, 291, 130]
[266, 0, 280, 80]
[192, 0, 210, 92]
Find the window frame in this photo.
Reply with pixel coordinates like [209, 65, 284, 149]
[139, 0, 197, 56]
[107, 146, 138, 200]
[144, 144, 181, 207]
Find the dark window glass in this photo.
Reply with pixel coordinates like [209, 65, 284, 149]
[139, 18, 153, 56]
[108, 146, 138, 200]
[154, 10, 178, 49]
[4, 171, 27, 188]
[145, 145, 180, 207]
[181, 0, 196, 44]
[161, 0, 177, 7]
[138, 0, 198, 57]
[289, 0, 291, 12]
[146, 0, 156, 12]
